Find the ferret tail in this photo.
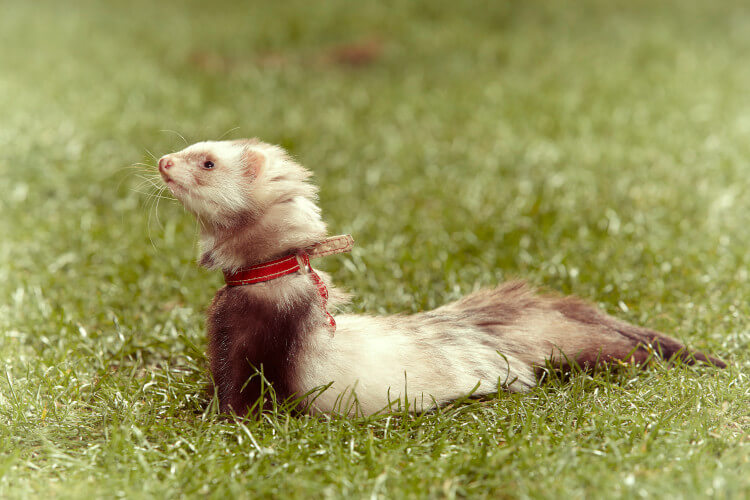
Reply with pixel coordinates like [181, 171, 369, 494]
[550, 294, 727, 369]
[445, 281, 727, 371]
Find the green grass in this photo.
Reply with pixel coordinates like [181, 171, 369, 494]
[1, 0, 748, 497]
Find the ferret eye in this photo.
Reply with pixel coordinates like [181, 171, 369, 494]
[203, 160, 215, 169]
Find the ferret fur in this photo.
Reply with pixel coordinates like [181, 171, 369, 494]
[157, 138, 726, 416]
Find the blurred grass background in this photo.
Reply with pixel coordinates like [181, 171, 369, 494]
[1, 0, 748, 498]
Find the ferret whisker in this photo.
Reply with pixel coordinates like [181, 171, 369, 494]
[126, 169, 157, 181]
[132, 180, 170, 199]
[150, 185, 172, 206]
[144, 148, 159, 162]
[217, 126, 241, 141]
[153, 185, 167, 229]
[161, 129, 189, 146]
[136, 181, 172, 211]
[114, 169, 136, 193]
[134, 174, 167, 191]
[133, 188, 174, 202]
[130, 172, 156, 189]
[140, 186, 158, 209]
[136, 184, 159, 249]
[136, 183, 169, 196]
[114, 165, 159, 194]
[146, 186, 169, 251]
[128, 162, 158, 171]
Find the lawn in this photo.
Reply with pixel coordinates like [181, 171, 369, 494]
[1, 0, 748, 498]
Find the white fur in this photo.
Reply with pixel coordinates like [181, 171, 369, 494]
[166, 141, 250, 220]
[296, 315, 536, 415]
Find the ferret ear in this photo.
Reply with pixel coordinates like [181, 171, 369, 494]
[244, 149, 265, 179]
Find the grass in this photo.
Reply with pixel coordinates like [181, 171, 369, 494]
[1, 0, 748, 497]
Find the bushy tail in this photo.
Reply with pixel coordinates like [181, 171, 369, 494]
[444, 281, 727, 372]
[550, 294, 727, 369]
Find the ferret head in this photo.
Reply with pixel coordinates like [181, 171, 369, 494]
[158, 138, 328, 269]
[158, 139, 316, 227]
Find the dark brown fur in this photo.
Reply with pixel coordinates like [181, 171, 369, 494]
[551, 296, 726, 369]
[206, 281, 318, 414]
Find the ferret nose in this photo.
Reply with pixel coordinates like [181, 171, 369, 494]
[158, 156, 174, 172]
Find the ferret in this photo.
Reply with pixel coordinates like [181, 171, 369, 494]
[156, 138, 726, 416]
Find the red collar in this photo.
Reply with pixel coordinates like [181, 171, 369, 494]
[222, 235, 354, 330]
[223, 253, 304, 286]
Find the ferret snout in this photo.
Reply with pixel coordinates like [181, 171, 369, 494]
[158, 155, 174, 173]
